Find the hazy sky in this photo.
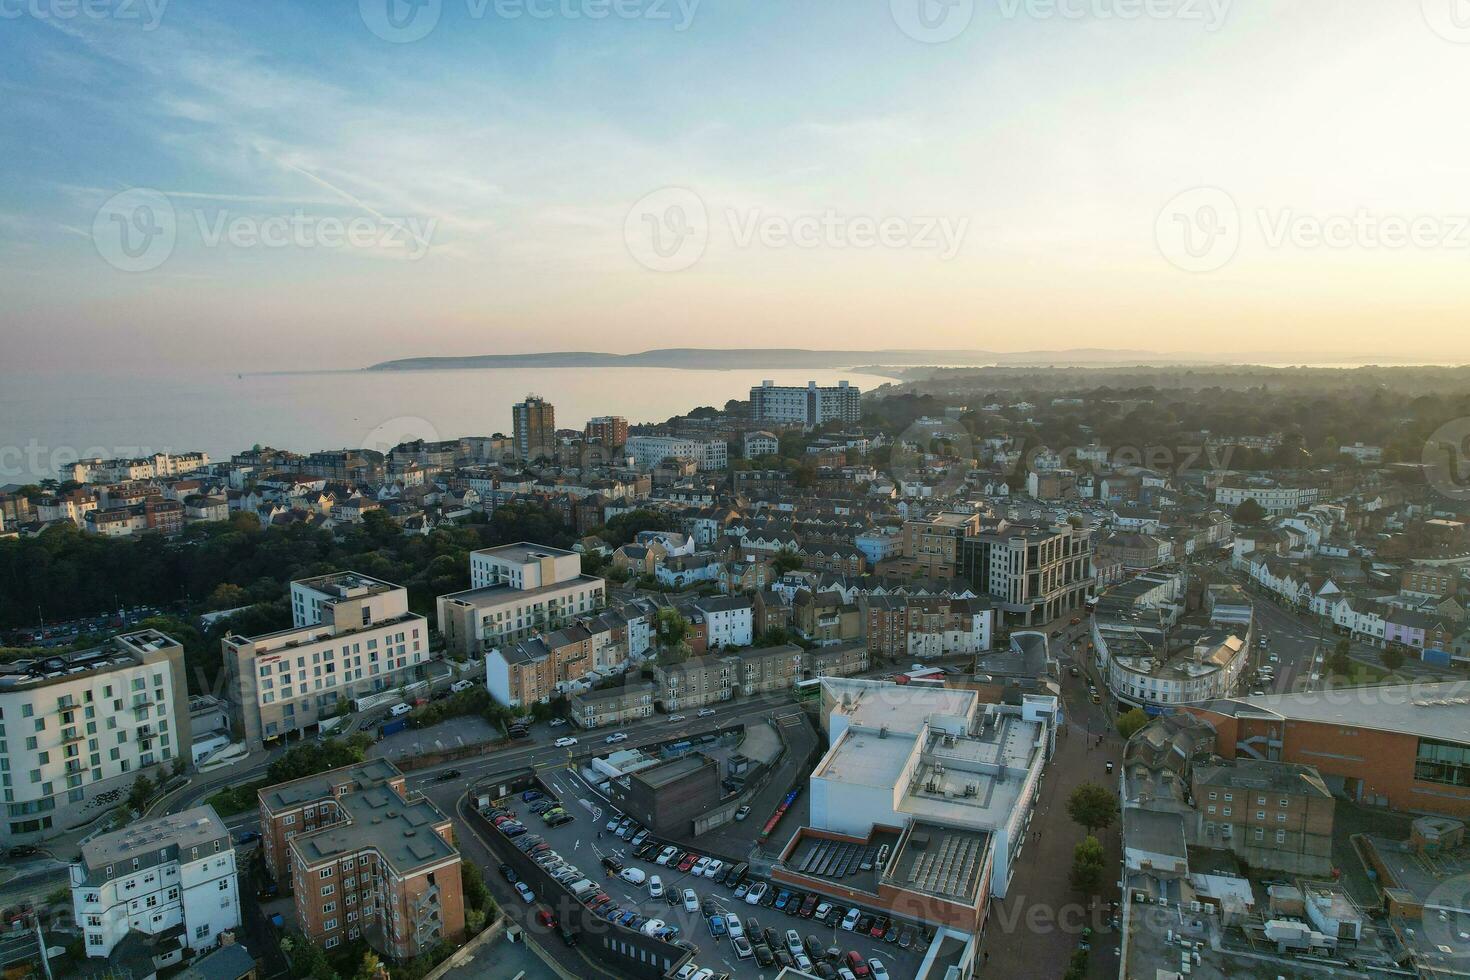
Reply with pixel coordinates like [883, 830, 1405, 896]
[4, 0, 1470, 373]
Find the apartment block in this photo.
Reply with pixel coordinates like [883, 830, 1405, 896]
[748, 380, 861, 426]
[0, 630, 191, 846]
[888, 511, 981, 579]
[960, 518, 1093, 626]
[567, 681, 656, 729]
[512, 394, 556, 461]
[1191, 760, 1335, 875]
[486, 626, 594, 708]
[624, 435, 729, 472]
[223, 573, 430, 748]
[866, 595, 994, 659]
[584, 415, 629, 448]
[437, 543, 606, 658]
[1402, 564, 1459, 600]
[653, 643, 866, 710]
[71, 805, 240, 965]
[64, 452, 211, 484]
[258, 759, 464, 960]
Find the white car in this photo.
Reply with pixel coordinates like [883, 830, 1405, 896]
[735, 805, 752, 821]
[514, 881, 535, 904]
[548, 718, 568, 728]
[668, 714, 687, 722]
[683, 888, 699, 912]
[620, 867, 647, 886]
[691, 857, 711, 877]
[606, 732, 628, 744]
[656, 845, 678, 866]
[605, 813, 622, 831]
[795, 952, 813, 971]
[745, 882, 768, 905]
[703, 859, 724, 879]
[814, 902, 833, 921]
[837, 969, 857, 980]
[691, 971, 715, 980]
[786, 929, 803, 955]
[724, 913, 743, 939]
[698, 708, 717, 717]
[869, 958, 891, 980]
[554, 736, 579, 747]
[1268, 653, 1279, 662]
[641, 919, 667, 938]
[841, 907, 861, 931]
[389, 702, 413, 718]
[450, 679, 475, 693]
[675, 966, 699, 980]
[649, 875, 664, 898]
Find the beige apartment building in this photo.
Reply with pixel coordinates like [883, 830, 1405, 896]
[223, 573, 429, 748]
[0, 629, 191, 847]
[436, 543, 606, 658]
[567, 681, 656, 729]
[653, 642, 867, 710]
[258, 759, 464, 960]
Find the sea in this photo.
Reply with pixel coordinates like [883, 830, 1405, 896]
[0, 367, 897, 483]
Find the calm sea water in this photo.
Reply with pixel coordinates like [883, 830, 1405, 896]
[0, 367, 895, 482]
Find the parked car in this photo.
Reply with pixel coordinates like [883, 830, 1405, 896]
[692, 857, 711, 877]
[678, 853, 699, 873]
[683, 888, 700, 912]
[708, 914, 727, 937]
[869, 959, 891, 980]
[631, 829, 651, 847]
[536, 909, 558, 929]
[734, 882, 750, 900]
[648, 874, 664, 898]
[732, 937, 754, 960]
[703, 858, 724, 879]
[753, 944, 776, 968]
[668, 714, 687, 722]
[800, 894, 820, 918]
[846, 951, 871, 977]
[735, 804, 752, 821]
[897, 926, 916, 949]
[620, 867, 647, 886]
[841, 908, 861, 931]
[656, 845, 678, 865]
[450, 679, 475, 693]
[724, 914, 744, 939]
[514, 882, 535, 904]
[745, 881, 769, 905]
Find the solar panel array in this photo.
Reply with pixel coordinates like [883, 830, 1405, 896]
[903, 832, 982, 898]
[794, 839, 875, 880]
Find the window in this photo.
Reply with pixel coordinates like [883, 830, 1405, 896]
[324, 918, 338, 931]
[321, 884, 335, 897]
[194, 925, 211, 939]
[323, 902, 336, 914]
[1415, 737, 1470, 786]
[325, 937, 340, 949]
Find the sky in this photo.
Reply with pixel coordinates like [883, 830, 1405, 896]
[3, 0, 1470, 373]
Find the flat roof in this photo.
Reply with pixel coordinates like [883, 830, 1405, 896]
[259, 758, 401, 813]
[472, 541, 576, 562]
[815, 727, 917, 789]
[887, 821, 989, 903]
[441, 573, 604, 609]
[823, 677, 977, 735]
[78, 805, 229, 881]
[1195, 681, 1470, 744]
[292, 783, 456, 874]
[633, 753, 713, 789]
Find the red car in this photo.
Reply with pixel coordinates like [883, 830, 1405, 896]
[678, 854, 699, 873]
[868, 915, 889, 939]
[846, 951, 871, 977]
[537, 909, 559, 929]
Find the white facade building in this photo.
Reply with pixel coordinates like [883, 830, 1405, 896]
[748, 380, 861, 426]
[72, 805, 240, 964]
[625, 436, 729, 472]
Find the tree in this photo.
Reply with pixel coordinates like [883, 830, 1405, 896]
[1233, 498, 1267, 524]
[772, 550, 804, 574]
[127, 772, 155, 814]
[1328, 638, 1353, 677]
[267, 734, 371, 784]
[205, 582, 250, 611]
[1116, 708, 1150, 741]
[1381, 646, 1405, 672]
[1070, 835, 1106, 893]
[1066, 782, 1118, 833]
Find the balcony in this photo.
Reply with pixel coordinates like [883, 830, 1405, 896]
[61, 728, 84, 744]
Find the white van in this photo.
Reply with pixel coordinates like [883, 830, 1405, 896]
[620, 867, 647, 886]
[450, 679, 475, 693]
[569, 879, 596, 897]
[389, 703, 413, 718]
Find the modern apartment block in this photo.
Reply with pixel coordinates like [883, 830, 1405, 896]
[584, 415, 629, 448]
[624, 435, 729, 472]
[71, 805, 240, 965]
[0, 629, 191, 846]
[223, 573, 430, 748]
[257, 759, 465, 959]
[437, 543, 606, 657]
[63, 451, 211, 484]
[512, 394, 556, 461]
[748, 380, 861, 427]
[960, 518, 1094, 625]
[885, 511, 981, 580]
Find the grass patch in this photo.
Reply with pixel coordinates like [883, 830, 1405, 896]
[206, 779, 268, 816]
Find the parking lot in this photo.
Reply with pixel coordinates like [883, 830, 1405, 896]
[481, 765, 934, 980]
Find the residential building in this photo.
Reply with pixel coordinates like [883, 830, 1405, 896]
[603, 754, 722, 836]
[886, 511, 981, 579]
[0, 629, 191, 846]
[1191, 759, 1335, 875]
[748, 380, 861, 427]
[512, 394, 556, 461]
[223, 573, 429, 748]
[583, 415, 628, 448]
[1339, 442, 1383, 463]
[71, 805, 240, 964]
[625, 435, 729, 472]
[1096, 531, 1173, 570]
[1403, 564, 1459, 600]
[257, 759, 464, 959]
[866, 595, 994, 660]
[567, 681, 656, 729]
[1216, 483, 1320, 516]
[743, 430, 780, 458]
[64, 452, 211, 484]
[652, 642, 867, 710]
[437, 543, 606, 657]
[689, 595, 754, 649]
[485, 626, 594, 708]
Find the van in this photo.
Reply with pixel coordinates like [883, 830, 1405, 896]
[620, 867, 647, 886]
[450, 679, 475, 693]
[569, 879, 596, 897]
[389, 703, 413, 718]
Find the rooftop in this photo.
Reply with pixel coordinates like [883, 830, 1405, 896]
[291, 782, 456, 874]
[258, 758, 401, 813]
[0, 628, 178, 691]
[473, 541, 577, 562]
[1195, 681, 1470, 744]
[822, 677, 977, 736]
[441, 572, 604, 609]
[77, 805, 229, 881]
